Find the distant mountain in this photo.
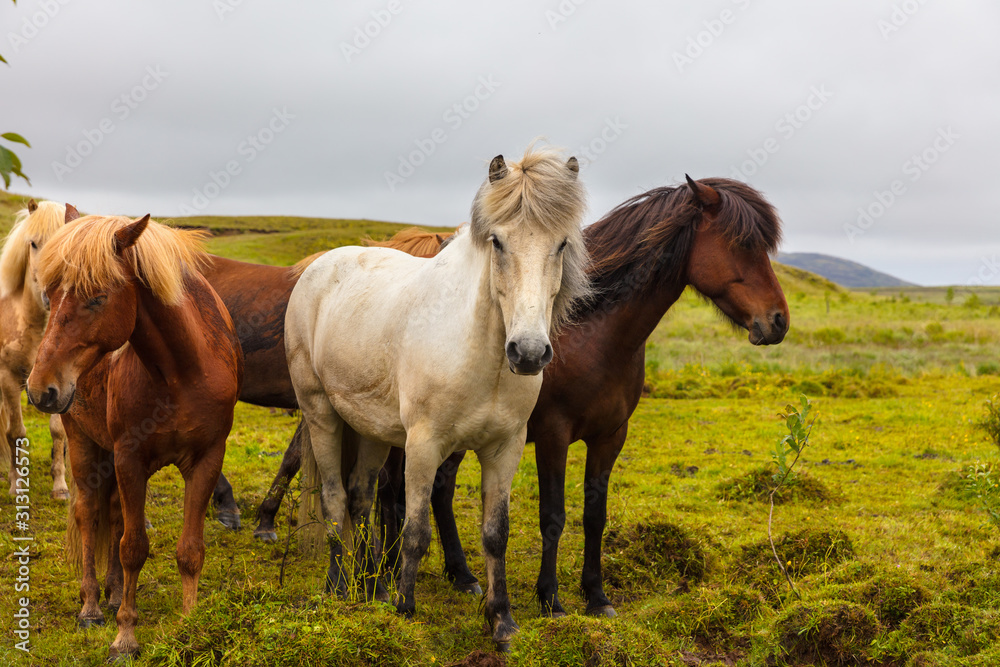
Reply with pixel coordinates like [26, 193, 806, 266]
[774, 252, 917, 288]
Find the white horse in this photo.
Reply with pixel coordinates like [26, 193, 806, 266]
[0, 200, 72, 499]
[287, 145, 588, 646]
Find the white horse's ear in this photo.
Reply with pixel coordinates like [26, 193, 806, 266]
[64, 203, 80, 224]
[489, 155, 508, 183]
[566, 157, 579, 178]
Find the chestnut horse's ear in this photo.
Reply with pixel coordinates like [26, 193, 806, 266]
[489, 155, 508, 183]
[685, 174, 721, 210]
[114, 214, 150, 254]
[27, 199, 38, 213]
[566, 156, 580, 179]
[64, 203, 80, 223]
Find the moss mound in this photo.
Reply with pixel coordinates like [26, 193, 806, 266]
[144, 584, 429, 666]
[859, 570, 929, 627]
[716, 466, 837, 504]
[448, 650, 507, 667]
[507, 615, 673, 667]
[942, 561, 1000, 608]
[604, 519, 709, 590]
[734, 529, 856, 601]
[894, 603, 998, 657]
[642, 585, 768, 645]
[767, 600, 879, 666]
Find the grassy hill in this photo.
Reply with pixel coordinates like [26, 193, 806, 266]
[776, 251, 916, 288]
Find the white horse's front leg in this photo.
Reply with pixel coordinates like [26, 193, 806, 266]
[476, 431, 527, 650]
[395, 434, 446, 617]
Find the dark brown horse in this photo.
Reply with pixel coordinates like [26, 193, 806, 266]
[27, 213, 243, 660]
[378, 177, 787, 616]
[251, 177, 788, 619]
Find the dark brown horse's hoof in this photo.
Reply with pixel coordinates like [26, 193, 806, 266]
[548, 610, 567, 619]
[252, 528, 278, 543]
[453, 581, 482, 596]
[494, 641, 511, 653]
[78, 616, 105, 629]
[216, 511, 241, 531]
[586, 605, 617, 618]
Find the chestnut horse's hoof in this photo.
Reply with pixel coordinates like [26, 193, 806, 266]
[78, 616, 105, 629]
[52, 488, 71, 501]
[453, 580, 482, 596]
[107, 645, 140, 663]
[586, 604, 617, 618]
[252, 527, 278, 543]
[216, 510, 241, 531]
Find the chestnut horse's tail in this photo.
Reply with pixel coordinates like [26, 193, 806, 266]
[65, 446, 114, 575]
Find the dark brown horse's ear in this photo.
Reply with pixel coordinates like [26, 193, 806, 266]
[114, 214, 150, 254]
[566, 157, 579, 178]
[64, 203, 80, 224]
[489, 155, 508, 183]
[27, 199, 38, 213]
[686, 175, 721, 210]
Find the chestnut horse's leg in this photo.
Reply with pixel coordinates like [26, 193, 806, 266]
[105, 484, 124, 616]
[580, 423, 628, 617]
[67, 427, 111, 629]
[49, 414, 70, 500]
[377, 447, 405, 580]
[177, 443, 226, 614]
[253, 418, 305, 542]
[109, 451, 149, 660]
[430, 450, 480, 594]
[2, 371, 27, 496]
[346, 436, 392, 602]
[211, 472, 241, 531]
[476, 435, 526, 650]
[533, 426, 572, 617]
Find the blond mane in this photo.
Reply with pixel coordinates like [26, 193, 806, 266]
[469, 143, 590, 329]
[37, 215, 209, 306]
[0, 201, 66, 297]
[363, 227, 453, 259]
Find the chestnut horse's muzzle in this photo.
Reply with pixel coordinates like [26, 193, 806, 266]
[27, 384, 76, 414]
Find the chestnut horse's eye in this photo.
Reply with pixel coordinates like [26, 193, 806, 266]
[29, 240, 37, 250]
[87, 295, 107, 309]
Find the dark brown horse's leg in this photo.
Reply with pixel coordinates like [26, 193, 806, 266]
[347, 436, 392, 602]
[253, 419, 305, 542]
[430, 450, 480, 594]
[534, 426, 571, 617]
[580, 423, 628, 617]
[108, 452, 149, 660]
[105, 485, 125, 615]
[68, 436, 109, 629]
[212, 472, 240, 531]
[177, 444, 226, 615]
[377, 447, 405, 581]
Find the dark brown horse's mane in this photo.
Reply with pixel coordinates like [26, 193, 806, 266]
[577, 178, 781, 315]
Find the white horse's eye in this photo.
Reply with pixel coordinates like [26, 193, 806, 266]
[557, 239, 568, 253]
[490, 235, 503, 252]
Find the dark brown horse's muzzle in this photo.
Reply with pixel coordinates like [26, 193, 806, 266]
[749, 311, 788, 346]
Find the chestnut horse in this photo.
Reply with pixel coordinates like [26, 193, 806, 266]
[0, 199, 72, 499]
[27, 213, 243, 660]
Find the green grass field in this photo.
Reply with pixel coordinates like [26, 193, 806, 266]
[2, 191, 1000, 665]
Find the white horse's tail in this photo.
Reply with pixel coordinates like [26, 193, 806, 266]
[297, 423, 327, 556]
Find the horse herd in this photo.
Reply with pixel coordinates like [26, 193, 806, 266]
[0, 145, 789, 659]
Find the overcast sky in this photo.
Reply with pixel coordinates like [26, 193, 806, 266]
[2, 0, 997, 285]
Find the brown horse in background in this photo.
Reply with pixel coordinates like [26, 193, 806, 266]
[27, 213, 243, 660]
[0, 200, 72, 499]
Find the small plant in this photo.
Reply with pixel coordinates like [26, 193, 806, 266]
[768, 395, 815, 599]
[974, 393, 1000, 448]
[967, 462, 1000, 529]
